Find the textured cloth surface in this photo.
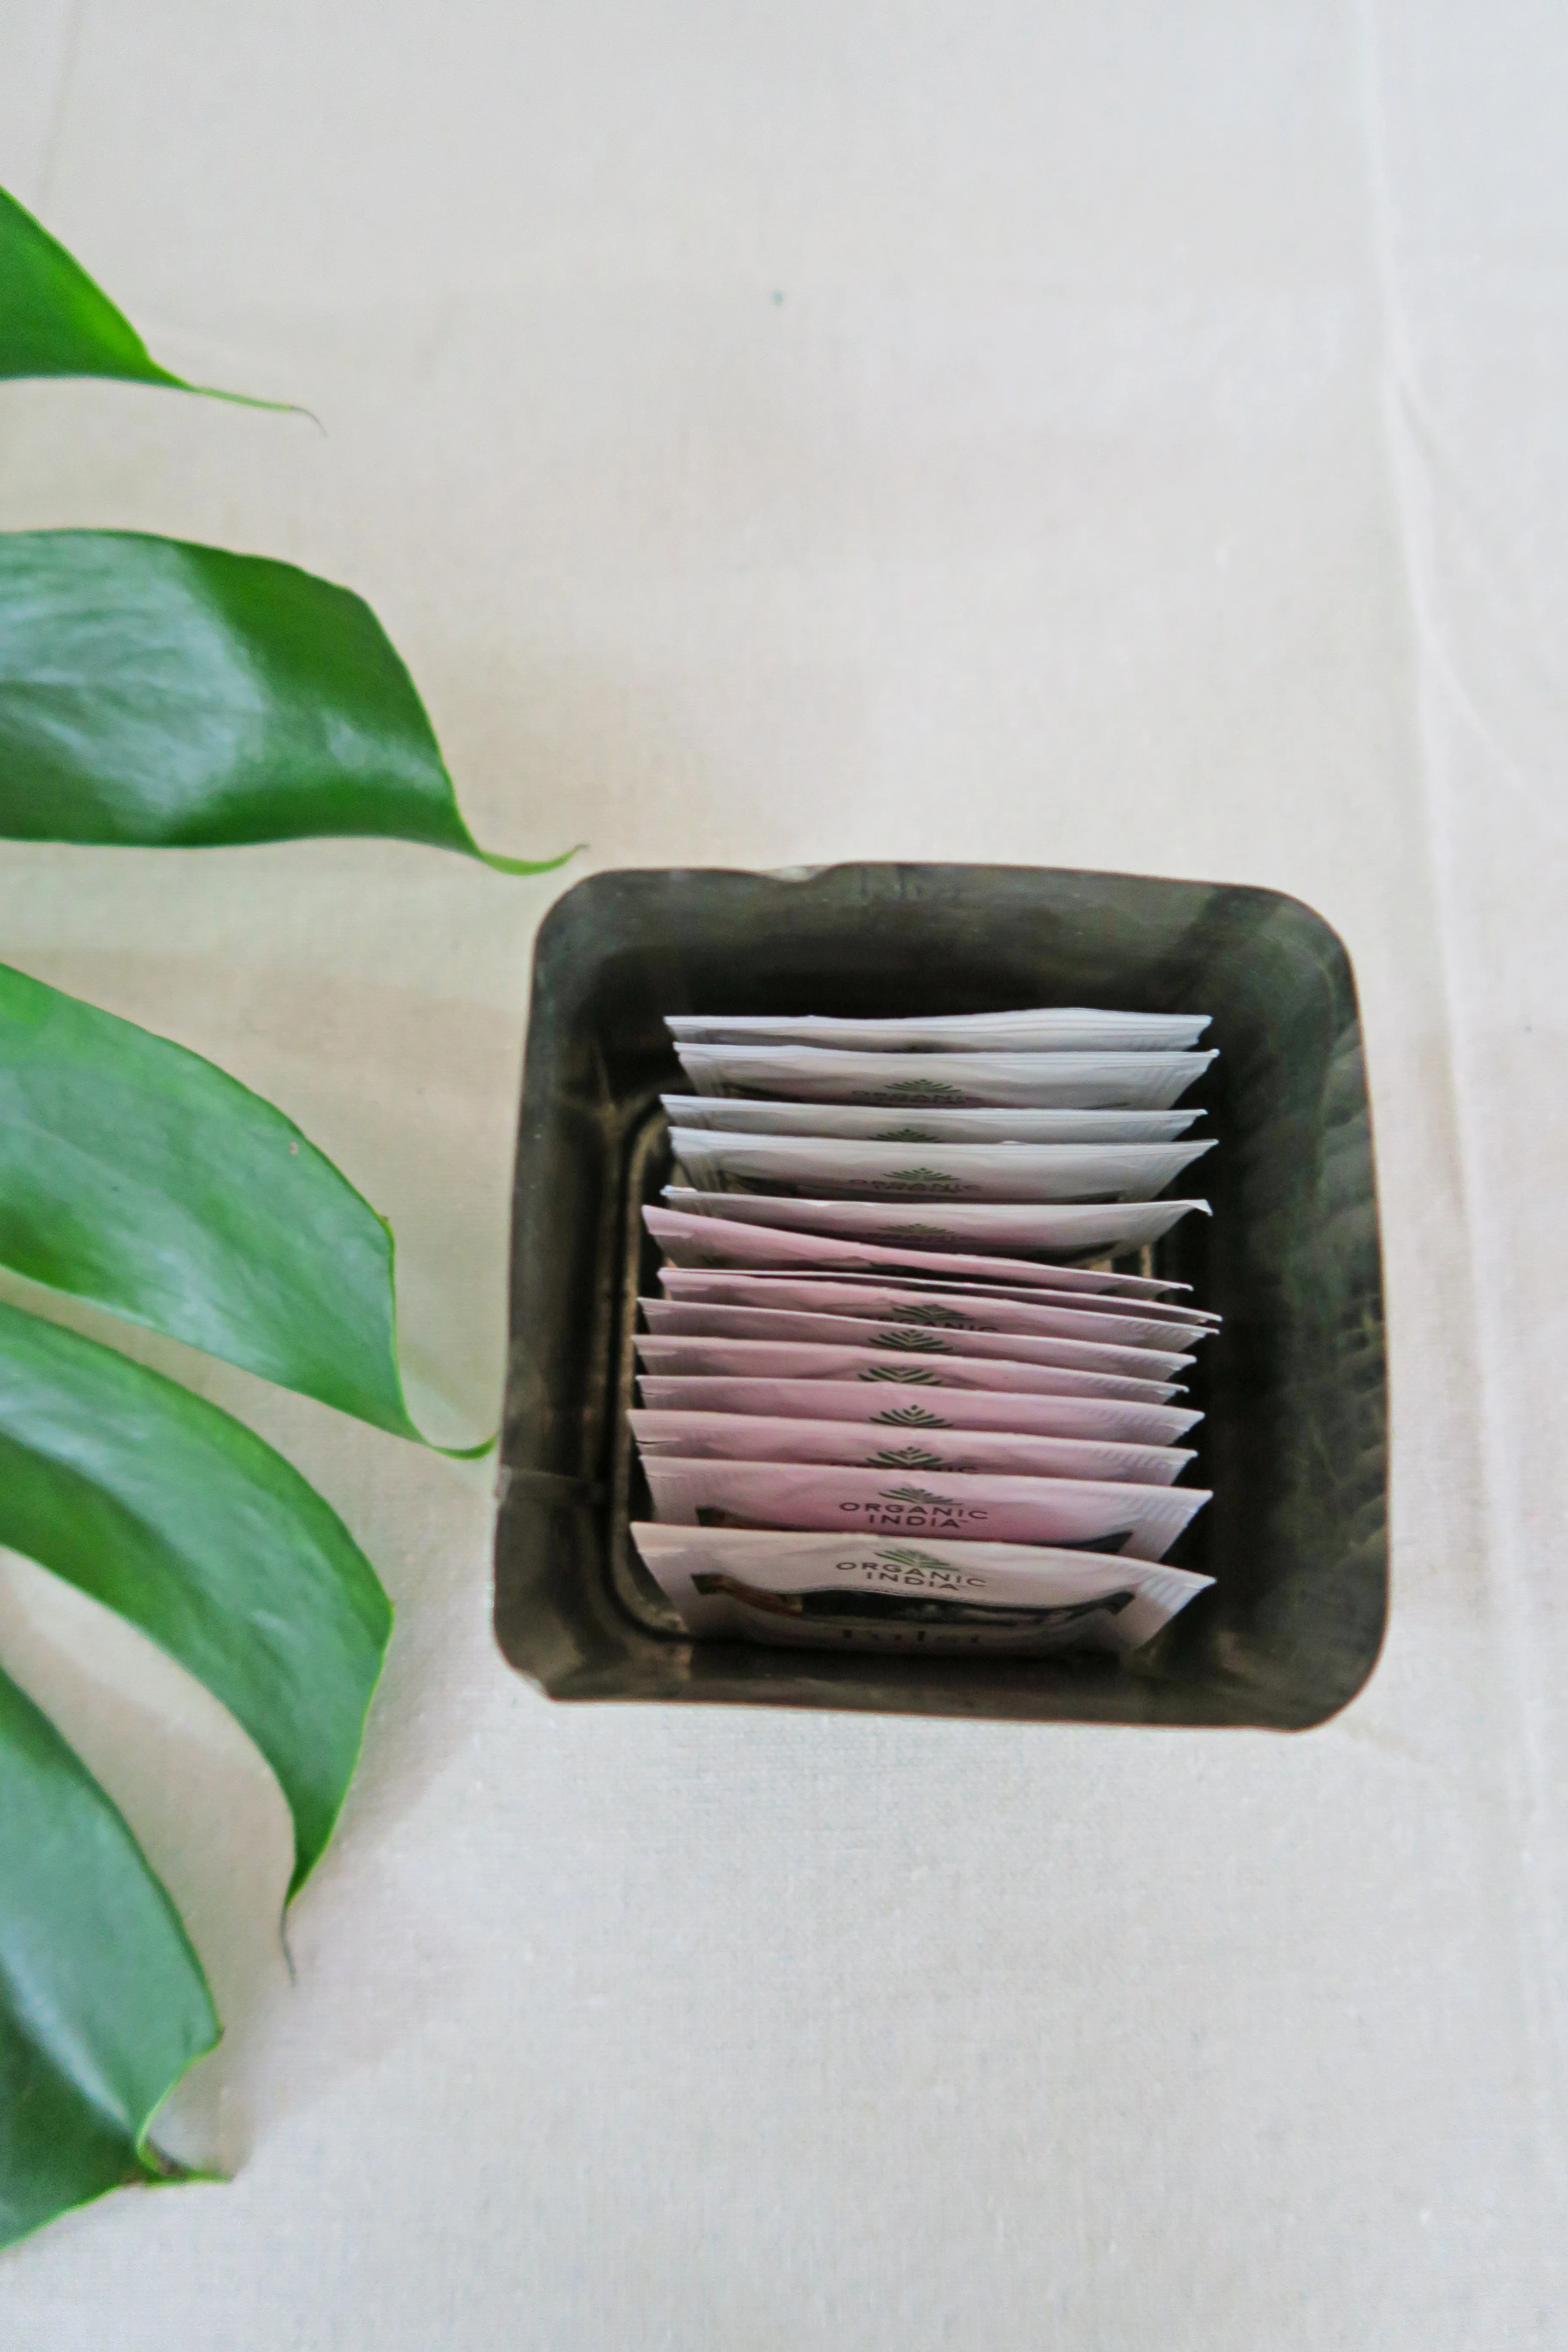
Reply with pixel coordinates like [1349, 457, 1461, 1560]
[1, 2, 1565, 2341]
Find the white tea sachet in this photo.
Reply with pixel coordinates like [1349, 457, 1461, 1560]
[669, 1129, 1215, 1205]
[635, 1375, 1201, 1447]
[664, 1095, 1204, 1144]
[641, 1456, 1209, 1559]
[646, 1206, 1187, 1295]
[638, 1300, 1194, 1381]
[665, 1008, 1210, 1052]
[632, 1525, 1212, 1657]
[631, 1409, 1192, 1485]
[657, 1268, 1219, 1336]
[637, 999, 1220, 1663]
[674, 1044, 1216, 1109]
[663, 1185, 1208, 1257]
[633, 1334, 1183, 1402]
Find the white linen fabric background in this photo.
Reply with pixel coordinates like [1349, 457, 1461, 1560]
[1, 1, 1565, 2343]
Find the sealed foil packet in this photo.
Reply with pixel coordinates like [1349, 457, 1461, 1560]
[631, 1525, 1213, 1657]
[638, 1298, 1194, 1381]
[675, 1043, 1217, 1110]
[668, 1127, 1214, 1204]
[633, 1333, 1184, 1403]
[656, 1268, 1218, 1338]
[634, 1374, 1202, 1448]
[664, 1095, 1205, 1144]
[641, 1455, 1209, 1560]
[644, 1284, 1210, 1354]
[665, 1008, 1210, 1053]
[624, 998, 1219, 1663]
[645, 1206, 1188, 1295]
[630, 1407, 1194, 1485]
[662, 1184, 1209, 1258]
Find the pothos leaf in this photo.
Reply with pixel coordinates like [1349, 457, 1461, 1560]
[0, 1659, 219, 2252]
[0, 961, 478, 1449]
[0, 1300, 392, 1899]
[0, 184, 281, 408]
[0, 530, 572, 868]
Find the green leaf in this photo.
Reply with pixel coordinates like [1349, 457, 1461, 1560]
[0, 184, 282, 409]
[0, 1659, 219, 2251]
[0, 530, 573, 868]
[0, 183, 184, 390]
[0, 1300, 392, 1897]
[0, 960, 478, 1448]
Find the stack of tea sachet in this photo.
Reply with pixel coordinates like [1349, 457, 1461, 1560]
[629, 1007, 1221, 1661]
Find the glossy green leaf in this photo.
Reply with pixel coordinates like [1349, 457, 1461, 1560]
[0, 1300, 392, 1897]
[0, 1659, 218, 2251]
[0, 183, 187, 390]
[0, 530, 572, 867]
[0, 960, 479, 1449]
[0, 184, 278, 407]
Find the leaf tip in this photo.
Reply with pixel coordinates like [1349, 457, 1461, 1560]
[481, 842, 585, 877]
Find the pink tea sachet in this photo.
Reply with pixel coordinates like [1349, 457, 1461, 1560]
[631, 1003, 1220, 1659]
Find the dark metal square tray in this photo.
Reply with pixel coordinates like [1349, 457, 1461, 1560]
[494, 862, 1386, 1728]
